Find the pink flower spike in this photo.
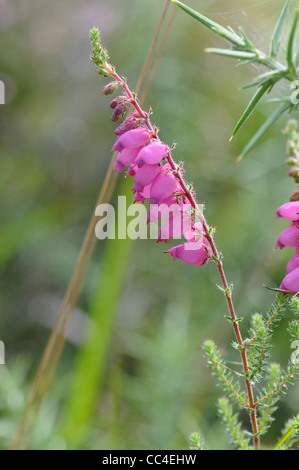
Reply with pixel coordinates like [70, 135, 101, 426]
[135, 142, 168, 167]
[276, 201, 299, 221]
[165, 241, 211, 266]
[150, 171, 178, 204]
[113, 127, 149, 152]
[113, 147, 141, 172]
[132, 164, 161, 192]
[280, 267, 299, 292]
[275, 223, 299, 249]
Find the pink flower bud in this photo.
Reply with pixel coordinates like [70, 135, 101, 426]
[165, 241, 211, 266]
[113, 127, 150, 152]
[276, 201, 299, 221]
[150, 171, 177, 204]
[132, 164, 161, 192]
[115, 119, 139, 136]
[280, 267, 299, 292]
[135, 142, 168, 167]
[275, 222, 299, 249]
[111, 104, 127, 122]
[103, 81, 119, 95]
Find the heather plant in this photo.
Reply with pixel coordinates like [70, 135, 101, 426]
[89, 0, 299, 451]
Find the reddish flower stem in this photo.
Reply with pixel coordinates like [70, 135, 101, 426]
[105, 65, 260, 450]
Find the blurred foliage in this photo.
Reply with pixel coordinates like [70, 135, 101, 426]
[0, 0, 298, 450]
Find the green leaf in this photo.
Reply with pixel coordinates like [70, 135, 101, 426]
[270, 0, 291, 58]
[205, 48, 256, 61]
[287, 7, 299, 80]
[230, 82, 274, 141]
[171, 0, 244, 47]
[237, 100, 293, 161]
[242, 70, 288, 89]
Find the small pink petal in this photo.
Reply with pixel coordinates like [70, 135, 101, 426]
[157, 211, 192, 242]
[276, 201, 299, 221]
[165, 241, 211, 266]
[150, 171, 177, 204]
[113, 127, 149, 152]
[135, 142, 168, 167]
[275, 223, 299, 249]
[132, 164, 161, 192]
[184, 222, 204, 243]
[113, 147, 141, 172]
[133, 184, 152, 203]
[280, 267, 299, 292]
[286, 248, 299, 273]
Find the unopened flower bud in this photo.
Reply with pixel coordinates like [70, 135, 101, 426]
[288, 167, 299, 183]
[110, 97, 121, 109]
[103, 81, 120, 95]
[286, 156, 298, 166]
[290, 189, 299, 202]
[111, 104, 126, 122]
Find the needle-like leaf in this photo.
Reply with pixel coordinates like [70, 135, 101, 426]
[270, 0, 291, 58]
[230, 82, 273, 141]
[171, 0, 245, 47]
[237, 101, 293, 162]
[287, 7, 299, 81]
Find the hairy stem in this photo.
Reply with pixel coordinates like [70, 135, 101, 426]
[106, 64, 260, 449]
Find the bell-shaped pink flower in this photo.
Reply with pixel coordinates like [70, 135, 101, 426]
[280, 267, 299, 292]
[276, 201, 299, 221]
[133, 184, 151, 203]
[113, 147, 141, 172]
[132, 164, 161, 192]
[150, 171, 177, 204]
[286, 249, 299, 273]
[184, 222, 204, 243]
[275, 222, 299, 249]
[113, 127, 150, 152]
[165, 240, 211, 266]
[157, 211, 192, 243]
[135, 142, 168, 167]
[147, 196, 179, 223]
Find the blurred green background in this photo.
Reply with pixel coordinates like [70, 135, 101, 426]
[0, 0, 298, 450]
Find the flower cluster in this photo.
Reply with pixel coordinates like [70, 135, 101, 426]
[109, 101, 211, 266]
[275, 200, 299, 292]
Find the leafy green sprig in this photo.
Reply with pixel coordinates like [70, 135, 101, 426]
[172, 0, 299, 160]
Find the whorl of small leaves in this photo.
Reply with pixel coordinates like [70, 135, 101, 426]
[245, 294, 287, 383]
[258, 360, 299, 408]
[256, 363, 281, 436]
[189, 432, 208, 451]
[217, 397, 253, 450]
[202, 340, 247, 409]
